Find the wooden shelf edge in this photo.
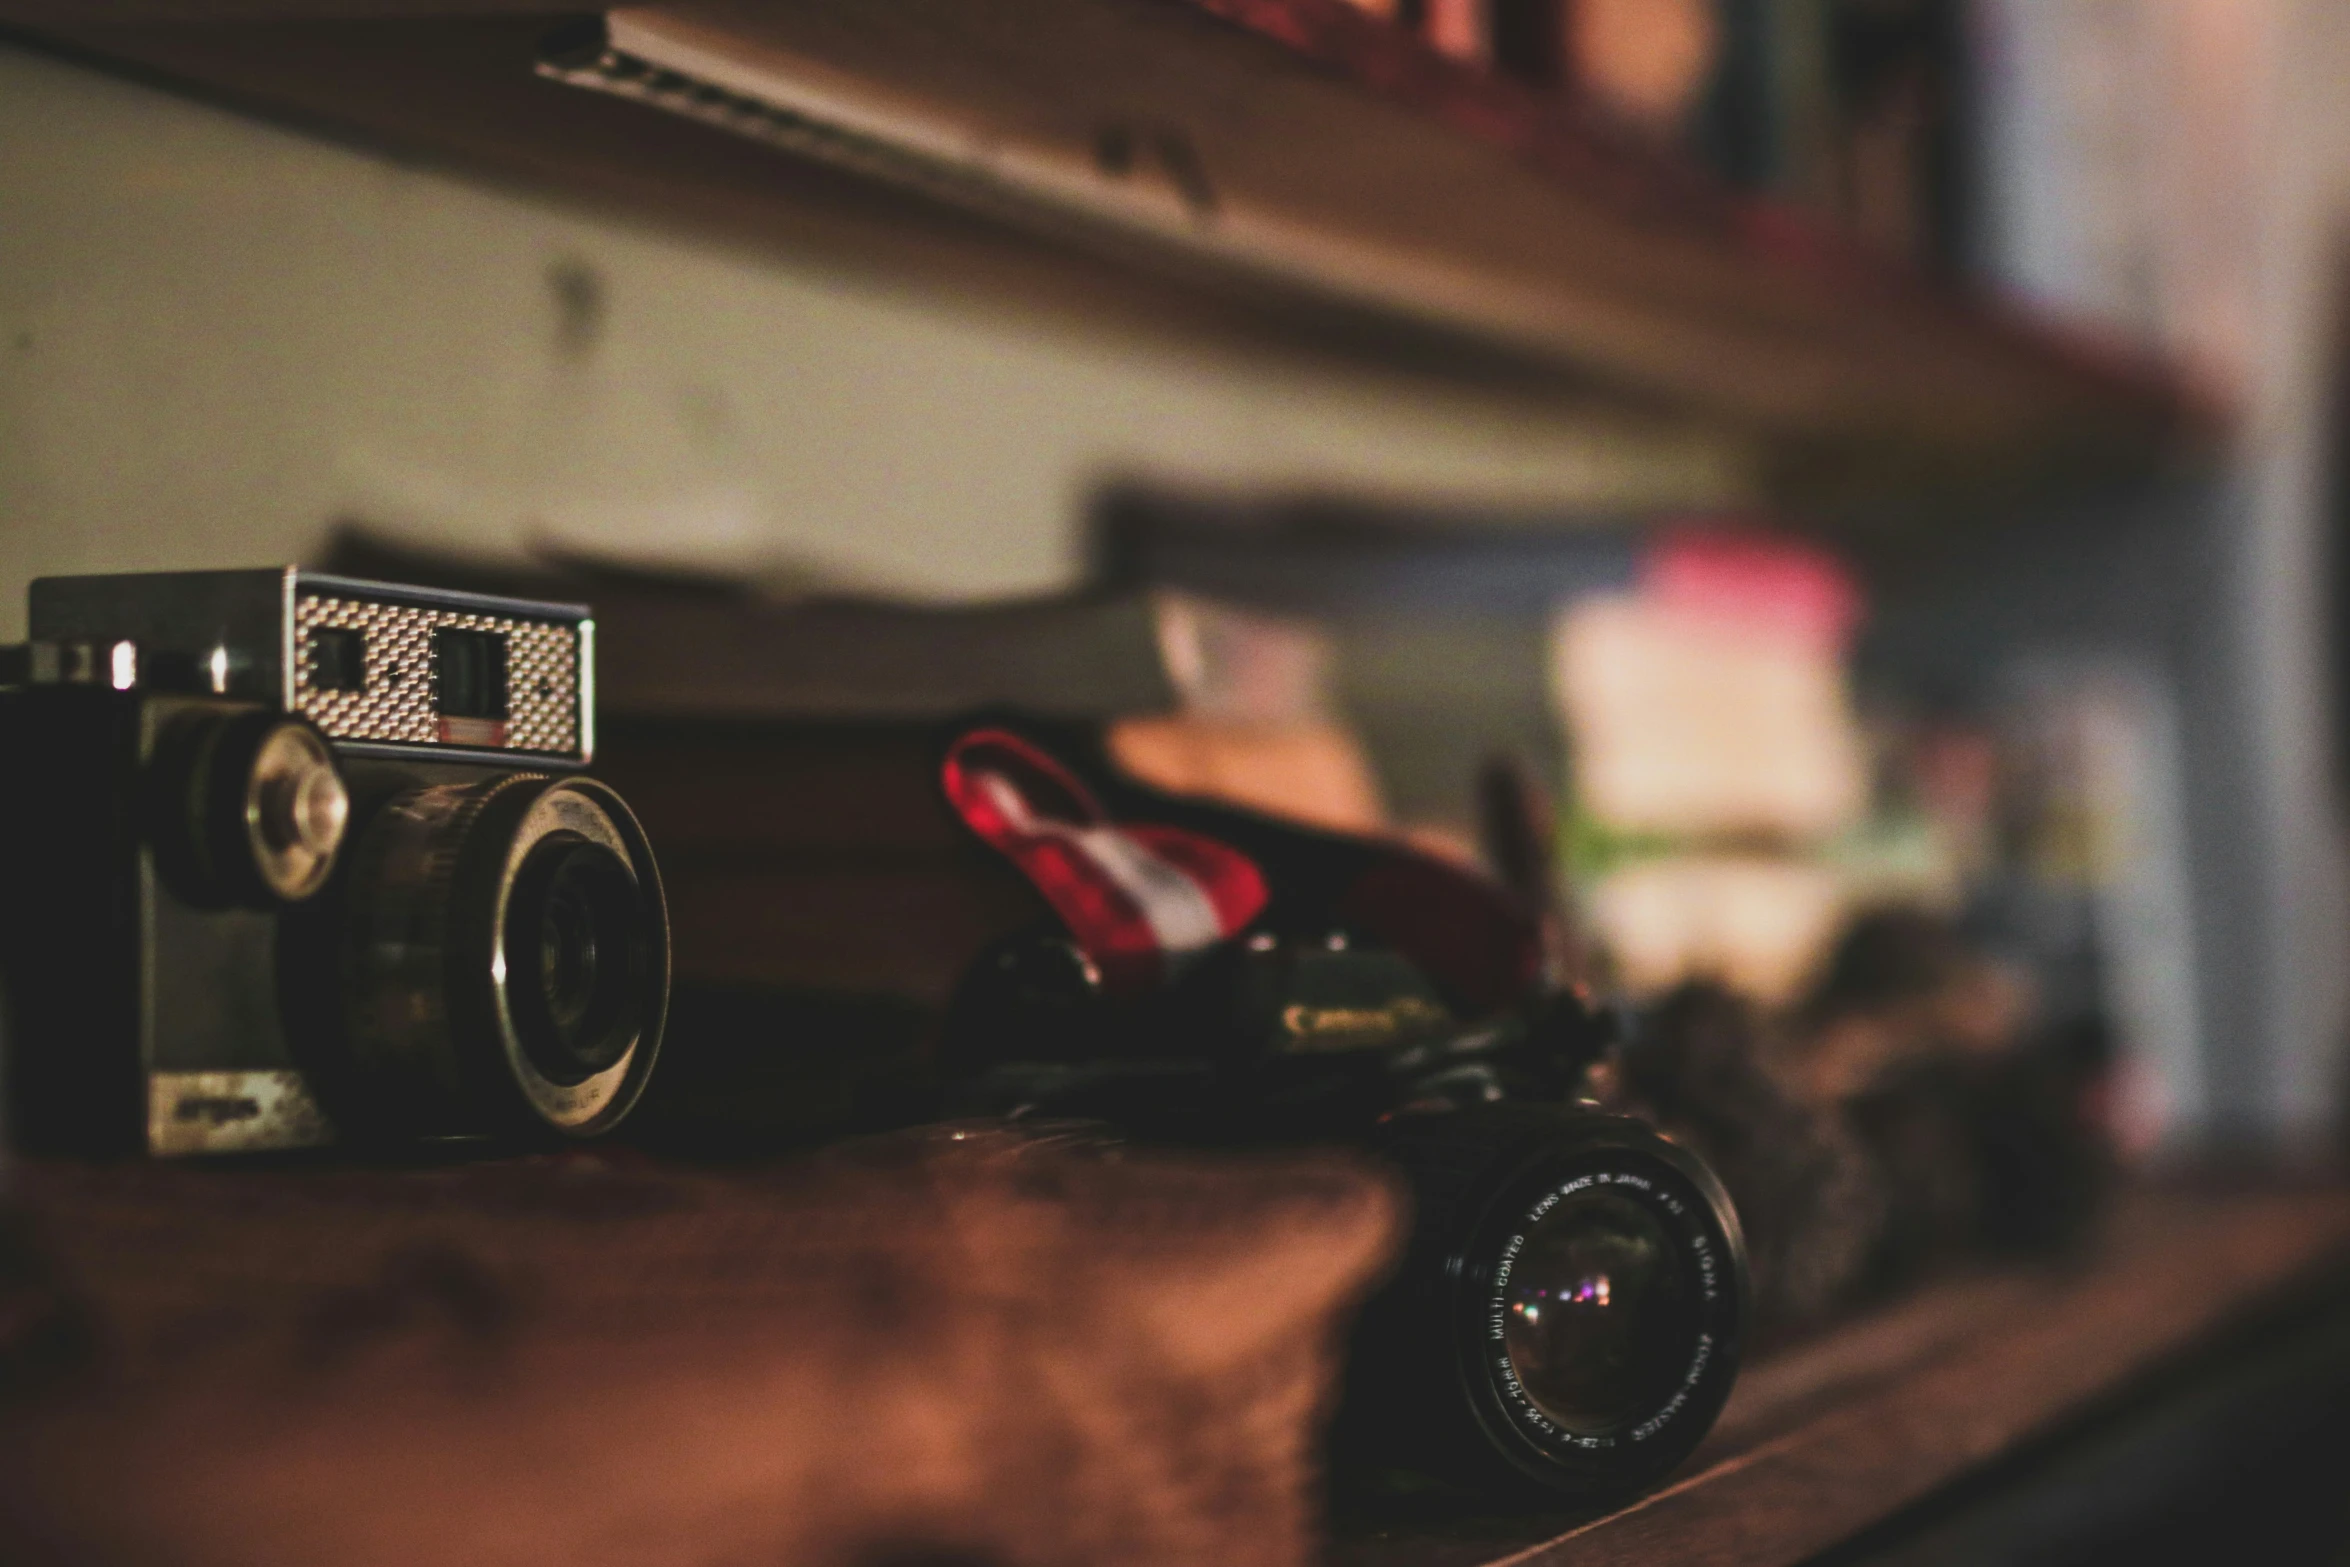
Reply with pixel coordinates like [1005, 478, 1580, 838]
[0, 0, 2230, 493]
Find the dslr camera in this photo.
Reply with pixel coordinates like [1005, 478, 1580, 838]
[947, 930, 1749, 1501]
[0, 569, 669, 1157]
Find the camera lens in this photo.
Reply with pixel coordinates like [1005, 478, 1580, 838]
[1343, 1105, 1745, 1499]
[504, 834, 647, 1084]
[287, 773, 669, 1142]
[1500, 1189, 1698, 1433]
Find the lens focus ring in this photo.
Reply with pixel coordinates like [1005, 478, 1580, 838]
[326, 773, 668, 1140]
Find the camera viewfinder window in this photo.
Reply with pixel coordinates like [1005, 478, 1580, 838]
[310, 626, 367, 694]
[433, 628, 510, 720]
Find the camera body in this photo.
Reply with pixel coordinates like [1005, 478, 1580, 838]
[0, 569, 669, 1157]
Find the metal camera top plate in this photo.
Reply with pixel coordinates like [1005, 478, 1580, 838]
[29, 567, 596, 766]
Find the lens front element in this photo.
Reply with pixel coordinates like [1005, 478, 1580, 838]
[504, 833, 648, 1084]
[1347, 1108, 1744, 1500]
[1465, 1143, 1743, 1494]
[1500, 1189, 1699, 1433]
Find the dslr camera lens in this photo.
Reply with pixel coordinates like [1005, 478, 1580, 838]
[1348, 1104, 1744, 1497]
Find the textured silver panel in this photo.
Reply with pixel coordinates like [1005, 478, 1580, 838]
[148, 1070, 335, 1156]
[293, 593, 582, 756]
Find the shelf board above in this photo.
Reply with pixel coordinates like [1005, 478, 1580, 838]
[3, 0, 2223, 495]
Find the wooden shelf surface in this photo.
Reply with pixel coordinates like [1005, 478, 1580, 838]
[0, 1152, 2342, 1564]
[0, 0, 2221, 497]
[0, 1142, 1404, 1567]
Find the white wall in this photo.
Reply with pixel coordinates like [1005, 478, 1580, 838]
[0, 42, 1745, 637]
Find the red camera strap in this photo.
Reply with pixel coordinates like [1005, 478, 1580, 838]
[942, 728, 1269, 995]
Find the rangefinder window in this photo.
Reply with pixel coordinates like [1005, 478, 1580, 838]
[309, 626, 367, 694]
[433, 627, 509, 720]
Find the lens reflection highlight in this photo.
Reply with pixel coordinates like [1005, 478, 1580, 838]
[1501, 1190, 1698, 1433]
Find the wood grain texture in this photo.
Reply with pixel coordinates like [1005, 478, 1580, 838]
[3, 0, 2219, 494]
[0, 1137, 1403, 1566]
[0, 1149, 2340, 1565]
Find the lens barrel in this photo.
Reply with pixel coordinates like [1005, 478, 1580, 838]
[1339, 1103, 1747, 1498]
[285, 773, 669, 1142]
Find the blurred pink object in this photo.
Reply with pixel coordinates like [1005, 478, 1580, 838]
[1644, 525, 1866, 653]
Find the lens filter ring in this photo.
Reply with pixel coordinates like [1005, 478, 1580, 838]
[472, 776, 669, 1133]
[1454, 1129, 1746, 1495]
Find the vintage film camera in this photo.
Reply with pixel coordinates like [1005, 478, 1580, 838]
[0, 569, 669, 1157]
[946, 930, 1749, 1501]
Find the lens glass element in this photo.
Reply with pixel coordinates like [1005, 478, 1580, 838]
[1501, 1189, 1698, 1433]
[502, 832, 646, 1084]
